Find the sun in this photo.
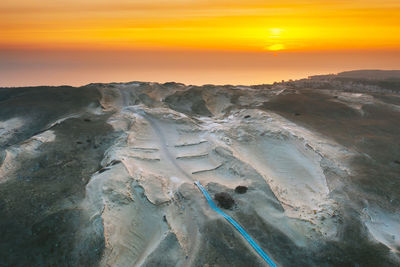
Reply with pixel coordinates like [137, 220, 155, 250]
[268, 28, 285, 38]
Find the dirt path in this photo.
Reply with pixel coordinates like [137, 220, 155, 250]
[140, 111, 195, 182]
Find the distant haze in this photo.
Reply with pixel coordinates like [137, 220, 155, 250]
[1, 49, 399, 87]
[1, 0, 399, 86]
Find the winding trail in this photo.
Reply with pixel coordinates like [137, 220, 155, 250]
[136, 109, 277, 267]
[140, 112, 194, 182]
[195, 181, 277, 267]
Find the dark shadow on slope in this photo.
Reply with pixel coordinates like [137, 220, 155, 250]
[0, 86, 102, 149]
[194, 219, 265, 267]
[164, 88, 212, 117]
[0, 86, 117, 266]
[235, 209, 398, 267]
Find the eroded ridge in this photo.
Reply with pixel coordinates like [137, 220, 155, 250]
[2, 78, 399, 266]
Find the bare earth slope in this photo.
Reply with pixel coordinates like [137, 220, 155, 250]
[1, 73, 400, 266]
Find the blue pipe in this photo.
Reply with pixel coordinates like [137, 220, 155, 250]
[194, 181, 277, 267]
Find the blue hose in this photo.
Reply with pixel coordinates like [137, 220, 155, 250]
[195, 181, 277, 267]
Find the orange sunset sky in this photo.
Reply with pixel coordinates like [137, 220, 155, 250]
[1, 0, 399, 86]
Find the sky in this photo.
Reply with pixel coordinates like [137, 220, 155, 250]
[1, 0, 399, 86]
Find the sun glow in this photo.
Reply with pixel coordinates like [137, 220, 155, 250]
[0, 1, 399, 52]
[267, 44, 285, 51]
[268, 28, 285, 38]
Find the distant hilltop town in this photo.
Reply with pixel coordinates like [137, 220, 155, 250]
[271, 70, 400, 94]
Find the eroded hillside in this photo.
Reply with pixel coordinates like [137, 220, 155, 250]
[1, 78, 400, 266]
